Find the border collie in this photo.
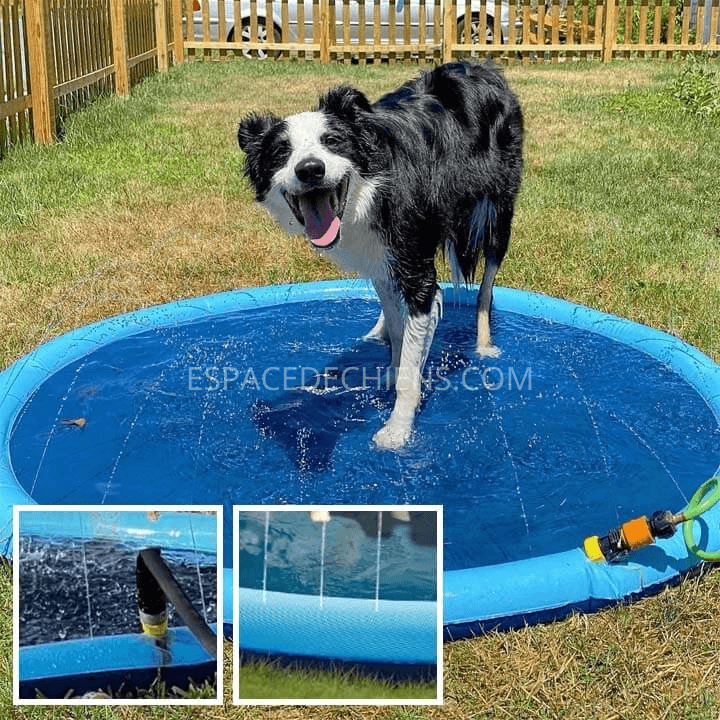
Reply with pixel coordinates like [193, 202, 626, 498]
[238, 61, 523, 450]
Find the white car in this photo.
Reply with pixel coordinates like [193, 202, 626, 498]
[192, 0, 516, 58]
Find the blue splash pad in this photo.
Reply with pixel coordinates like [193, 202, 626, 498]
[2, 281, 719, 641]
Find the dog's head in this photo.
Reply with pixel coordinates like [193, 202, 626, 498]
[238, 87, 375, 250]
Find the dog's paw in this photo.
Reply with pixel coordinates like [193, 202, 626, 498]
[476, 344, 502, 359]
[363, 329, 389, 344]
[363, 314, 389, 344]
[373, 419, 412, 450]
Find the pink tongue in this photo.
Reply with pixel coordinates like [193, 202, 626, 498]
[299, 195, 340, 247]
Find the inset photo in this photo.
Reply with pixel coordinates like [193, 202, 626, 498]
[234, 505, 442, 705]
[14, 506, 222, 704]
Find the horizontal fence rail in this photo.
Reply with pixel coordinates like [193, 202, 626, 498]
[1, 0, 719, 153]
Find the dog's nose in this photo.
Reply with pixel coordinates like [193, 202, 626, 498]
[295, 157, 325, 185]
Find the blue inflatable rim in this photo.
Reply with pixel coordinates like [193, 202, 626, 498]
[18, 625, 218, 700]
[2, 279, 720, 640]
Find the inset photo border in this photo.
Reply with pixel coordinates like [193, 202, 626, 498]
[233, 504, 443, 706]
[13, 504, 223, 705]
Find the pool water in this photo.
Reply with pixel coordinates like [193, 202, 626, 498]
[18, 535, 217, 646]
[9, 297, 720, 571]
[238, 511, 437, 601]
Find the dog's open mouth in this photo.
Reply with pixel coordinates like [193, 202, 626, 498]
[283, 176, 349, 248]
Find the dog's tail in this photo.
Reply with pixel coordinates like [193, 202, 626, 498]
[447, 196, 497, 286]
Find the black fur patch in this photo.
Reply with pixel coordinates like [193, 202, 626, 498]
[237, 113, 289, 201]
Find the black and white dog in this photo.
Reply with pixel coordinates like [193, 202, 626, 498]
[238, 61, 523, 450]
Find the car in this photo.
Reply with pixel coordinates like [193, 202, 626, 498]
[191, 0, 518, 59]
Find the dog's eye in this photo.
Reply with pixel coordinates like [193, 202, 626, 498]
[271, 137, 291, 156]
[322, 133, 343, 149]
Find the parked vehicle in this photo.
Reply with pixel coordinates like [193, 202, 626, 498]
[192, 0, 518, 58]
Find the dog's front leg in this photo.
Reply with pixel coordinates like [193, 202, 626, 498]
[373, 288, 442, 450]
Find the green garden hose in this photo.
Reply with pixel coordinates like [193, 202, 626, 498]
[681, 476, 720, 562]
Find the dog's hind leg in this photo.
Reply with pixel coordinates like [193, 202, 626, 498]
[364, 280, 397, 345]
[374, 287, 443, 450]
[363, 312, 389, 344]
[476, 254, 501, 358]
[476, 205, 513, 357]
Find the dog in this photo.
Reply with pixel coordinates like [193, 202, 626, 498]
[237, 61, 523, 450]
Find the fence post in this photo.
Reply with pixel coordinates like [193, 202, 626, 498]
[602, 0, 617, 61]
[26, 0, 56, 144]
[319, 0, 330, 62]
[173, 0, 185, 63]
[442, 0, 454, 63]
[155, 0, 170, 70]
[110, 0, 130, 97]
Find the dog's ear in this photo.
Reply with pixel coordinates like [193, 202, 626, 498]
[319, 86, 372, 122]
[237, 113, 280, 152]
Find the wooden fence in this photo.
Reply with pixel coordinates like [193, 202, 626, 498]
[1, 0, 719, 154]
[184, 0, 718, 63]
[1, 0, 174, 155]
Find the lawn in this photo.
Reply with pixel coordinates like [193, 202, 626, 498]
[1, 56, 720, 718]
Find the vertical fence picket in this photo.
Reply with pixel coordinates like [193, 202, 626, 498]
[319, 0, 329, 61]
[638, 0, 648, 56]
[280, 0, 289, 57]
[155, 0, 168, 69]
[110, 0, 129, 94]
[373, 0, 381, 63]
[2, 0, 18, 141]
[478, 0, 487, 51]
[342, 0, 350, 63]
[551, 0, 560, 62]
[696, 0, 705, 46]
[0, 0, 8, 153]
[403, 0, 410, 64]
[172, 0, 183, 61]
[297, 0, 306, 59]
[26, 0, 56, 142]
[442, 0, 453, 61]
[602, 0, 614, 60]
[15, 0, 31, 142]
[216, 0, 226, 55]
[312, 0, 320, 59]
[232, 0, 240, 57]
[357, 0, 365, 65]
[521, 0, 530, 63]
[491, 0, 500, 58]
[506, 0, 516, 64]
[651, 0, 661, 56]
[201, 0, 210, 58]
[417, 0, 425, 62]
[387, 0, 396, 63]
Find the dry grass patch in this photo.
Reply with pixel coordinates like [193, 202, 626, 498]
[443, 570, 720, 720]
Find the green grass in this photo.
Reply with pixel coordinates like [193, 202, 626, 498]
[2, 57, 720, 718]
[238, 657, 437, 701]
